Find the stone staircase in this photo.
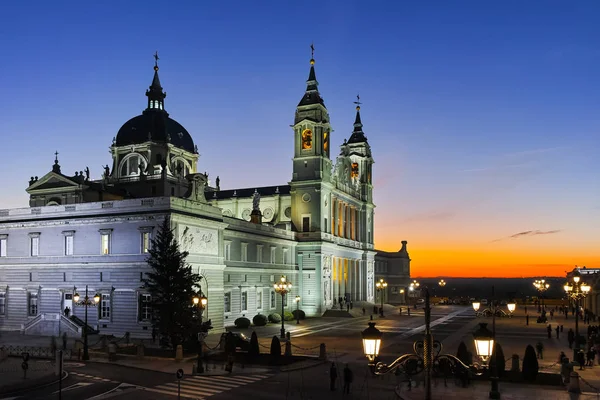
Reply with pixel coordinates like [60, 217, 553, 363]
[21, 313, 82, 337]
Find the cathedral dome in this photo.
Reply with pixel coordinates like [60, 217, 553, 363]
[115, 110, 195, 153]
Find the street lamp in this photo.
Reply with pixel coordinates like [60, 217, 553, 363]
[533, 279, 550, 313]
[564, 269, 591, 362]
[472, 301, 481, 315]
[473, 322, 494, 363]
[361, 289, 474, 400]
[438, 279, 446, 287]
[507, 302, 516, 317]
[410, 280, 420, 309]
[375, 278, 388, 317]
[73, 285, 100, 361]
[294, 295, 301, 324]
[192, 292, 208, 373]
[274, 276, 292, 339]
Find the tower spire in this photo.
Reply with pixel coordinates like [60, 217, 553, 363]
[297, 44, 324, 108]
[348, 94, 368, 144]
[146, 51, 166, 111]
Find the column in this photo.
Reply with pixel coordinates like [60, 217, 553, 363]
[354, 260, 359, 301]
[353, 208, 357, 240]
[331, 197, 336, 235]
[332, 257, 338, 302]
[338, 201, 342, 237]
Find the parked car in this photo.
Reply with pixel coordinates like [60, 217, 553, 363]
[220, 332, 251, 351]
[481, 299, 488, 305]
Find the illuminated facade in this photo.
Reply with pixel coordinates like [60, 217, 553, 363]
[0, 53, 410, 337]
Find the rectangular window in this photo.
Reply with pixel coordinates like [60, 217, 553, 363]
[256, 245, 263, 263]
[324, 217, 328, 233]
[241, 243, 248, 262]
[302, 217, 310, 232]
[141, 232, 151, 253]
[224, 292, 231, 313]
[30, 236, 39, 257]
[0, 292, 5, 315]
[100, 293, 111, 319]
[139, 293, 151, 321]
[225, 242, 231, 261]
[283, 248, 289, 264]
[270, 291, 276, 309]
[256, 290, 262, 310]
[270, 247, 276, 264]
[100, 231, 111, 255]
[64, 235, 74, 256]
[241, 291, 248, 311]
[28, 293, 38, 316]
[0, 236, 7, 257]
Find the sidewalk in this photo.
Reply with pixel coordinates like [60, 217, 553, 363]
[0, 357, 58, 394]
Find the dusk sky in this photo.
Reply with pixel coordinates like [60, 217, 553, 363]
[1, 1, 598, 277]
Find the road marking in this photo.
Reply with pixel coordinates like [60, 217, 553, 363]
[52, 382, 94, 394]
[146, 374, 271, 399]
[391, 309, 469, 341]
[294, 319, 369, 337]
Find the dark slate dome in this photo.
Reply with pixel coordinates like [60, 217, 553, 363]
[115, 110, 195, 153]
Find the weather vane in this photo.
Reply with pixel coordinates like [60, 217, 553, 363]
[310, 43, 314, 59]
[154, 51, 159, 67]
[354, 94, 362, 108]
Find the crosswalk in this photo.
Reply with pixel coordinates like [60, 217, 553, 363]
[144, 374, 272, 399]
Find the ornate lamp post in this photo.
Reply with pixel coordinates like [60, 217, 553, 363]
[361, 289, 475, 400]
[438, 279, 446, 287]
[375, 278, 388, 317]
[410, 280, 420, 308]
[294, 295, 301, 324]
[564, 269, 591, 361]
[274, 276, 292, 339]
[73, 285, 100, 361]
[472, 301, 481, 316]
[533, 279, 550, 313]
[192, 292, 208, 373]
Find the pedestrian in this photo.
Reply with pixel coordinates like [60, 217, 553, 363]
[525, 306, 528, 314]
[407, 308, 411, 316]
[64, 306, 70, 317]
[587, 348, 595, 367]
[347, 303, 350, 312]
[547, 324, 552, 339]
[330, 362, 338, 391]
[568, 329, 575, 349]
[526, 314, 529, 326]
[350, 301, 353, 310]
[550, 310, 554, 320]
[556, 325, 560, 339]
[343, 363, 353, 394]
[558, 351, 567, 364]
[362, 307, 366, 316]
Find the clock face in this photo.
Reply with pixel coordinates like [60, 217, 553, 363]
[302, 129, 313, 150]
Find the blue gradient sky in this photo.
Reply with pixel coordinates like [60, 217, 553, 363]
[1, 1, 598, 276]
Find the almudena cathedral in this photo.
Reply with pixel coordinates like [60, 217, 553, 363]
[0, 52, 411, 339]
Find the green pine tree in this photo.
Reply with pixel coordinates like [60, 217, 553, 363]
[143, 216, 202, 349]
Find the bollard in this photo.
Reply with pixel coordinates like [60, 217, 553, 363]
[511, 354, 520, 372]
[568, 371, 581, 393]
[175, 345, 183, 362]
[108, 343, 117, 361]
[285, 341, 292, 357]
[136, 344, 145, 359]
[319, 343, 327, 360]
[286, 331, 291, 341]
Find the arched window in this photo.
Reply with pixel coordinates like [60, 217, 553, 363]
[170, 158, 190, 177]
[120, 154, 147, 177]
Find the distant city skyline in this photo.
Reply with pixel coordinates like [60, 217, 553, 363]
[1, 1, 598, 277]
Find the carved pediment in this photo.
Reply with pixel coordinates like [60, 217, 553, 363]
[27, 172, 80, 193]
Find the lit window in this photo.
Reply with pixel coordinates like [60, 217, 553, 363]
[141, 232, 151, 253]
[241, 291, 248, 311]
[139, 293, 151, 321]
[101, 233, 110, 254]
[0, 235, 7, 257]
[351, 163, 359, 178]
[224, 292, 231, 313]
[28, 293, 38, 316]
[270, 291, 276, 309]
[100, 293, 111, 319]
[301, 129, 313, 150]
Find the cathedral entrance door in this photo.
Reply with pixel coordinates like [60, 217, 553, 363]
[63, 293, 73, 316]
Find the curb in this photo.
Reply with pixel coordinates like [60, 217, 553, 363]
[279, 359, 328, 373]
[86, 359, 275, 376]
[0, 370, 68, 396]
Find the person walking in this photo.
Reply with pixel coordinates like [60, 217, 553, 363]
[556, 325, 560, 339]
[547, 324, 552, 339]
[568, 328, 575, 349]
[329, 362, 338, 391]
[526, 314, 529, 326]
[343, 363, 353, 394]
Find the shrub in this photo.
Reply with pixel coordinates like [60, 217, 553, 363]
[491, 343, 506, 377]
[284, 311, 294, 321]
[292, 309, 306, 320]
[249, 331, 259, 358]
[234, 317, 251, 329]
[456, 341, 469, 365]
[522, 344, 539, 382]
[270, 336, 281, 364]
[268, 313, 282, 323]
[252, 314, 268, 326]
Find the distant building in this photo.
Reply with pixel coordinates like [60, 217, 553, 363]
[0, 53, 410, 338]
[567, 266, 600, 315]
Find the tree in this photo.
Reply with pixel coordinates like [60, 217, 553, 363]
[143, 216, 202, 349]
[491, 342, 506, 377]
[522, 344, 539, 382]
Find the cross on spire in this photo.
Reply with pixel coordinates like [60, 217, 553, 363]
[54, 151, 59, 162]
[153, 51, 159, 70]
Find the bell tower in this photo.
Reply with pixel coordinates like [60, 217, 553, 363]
[291, 46, 333, 183]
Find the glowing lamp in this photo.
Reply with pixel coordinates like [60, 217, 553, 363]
[472, 302, 481, 312]
[507, 302, 516, 313]
[473, 322, 494, 363]
[362, 322, 383, 362]
[582, 284, 591, 293]
[93, 293, 101, 303]
[73, 293, 80, 303]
